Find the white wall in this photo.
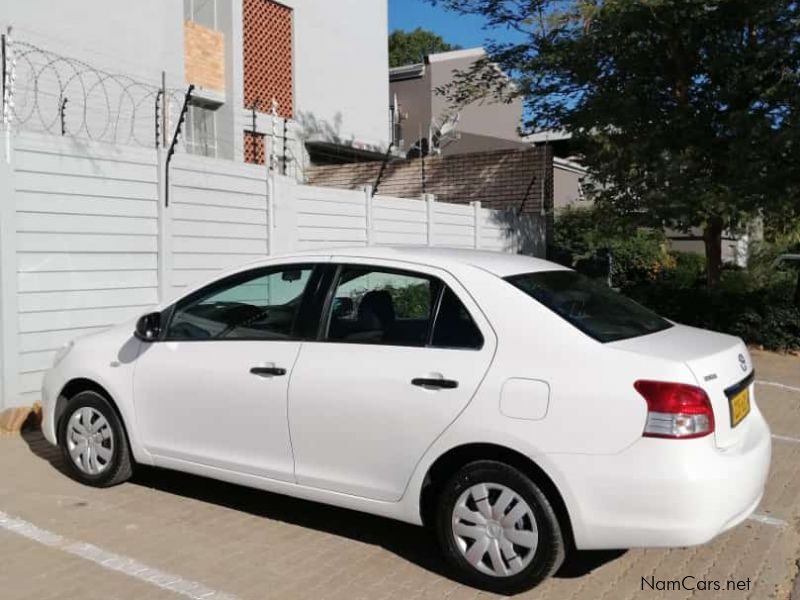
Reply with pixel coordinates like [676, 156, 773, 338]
[169, 154, 270, 295]
[0, 0, 184, 84]
[9, 133, 161, 406]
[1, 2, 186, 151]
[553, 158, 589, 211]
[0, 131, 521, 410]
[429, 50, 523, 143]
[288, 0, 390, 150]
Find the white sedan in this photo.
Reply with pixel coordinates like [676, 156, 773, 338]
[41, 247, 771, 593]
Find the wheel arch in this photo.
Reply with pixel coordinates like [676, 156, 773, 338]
[419, 443, 575, 549]
[55, 378, 130, 446]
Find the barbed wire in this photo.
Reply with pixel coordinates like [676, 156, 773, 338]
[2, 35, 307, 178]
[6, 37, 185, 148]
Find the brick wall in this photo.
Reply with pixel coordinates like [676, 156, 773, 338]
[243, 0, 293, 117]
[183, 21, 225, 92]
[307, 147, 554, 217]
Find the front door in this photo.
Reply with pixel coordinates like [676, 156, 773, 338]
[133, 263, 318, 481]
[288, 260, 495, 501]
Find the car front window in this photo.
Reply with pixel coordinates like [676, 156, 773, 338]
[505, 270, 673, 343]
[166, 266, 313, 340]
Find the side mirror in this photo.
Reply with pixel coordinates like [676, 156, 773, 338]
[135, 312, 162, 342]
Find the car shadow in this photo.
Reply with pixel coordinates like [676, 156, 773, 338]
[556, 549, 627, 578]
[21, 429, 625, 589]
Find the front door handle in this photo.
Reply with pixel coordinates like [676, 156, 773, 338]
[250, 366, 287, 377]
[411, 377, 458, 389]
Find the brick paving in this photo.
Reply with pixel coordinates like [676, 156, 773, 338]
[0, 351, 798, 600]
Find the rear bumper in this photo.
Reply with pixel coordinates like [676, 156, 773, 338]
[549, 406, 772, 550]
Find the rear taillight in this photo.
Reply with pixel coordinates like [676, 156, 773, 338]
[634, 380, 714, 439]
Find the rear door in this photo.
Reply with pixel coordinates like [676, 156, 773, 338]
[287, 259, 496, 501]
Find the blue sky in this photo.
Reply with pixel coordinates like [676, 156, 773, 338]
[388, 0, 523, 51]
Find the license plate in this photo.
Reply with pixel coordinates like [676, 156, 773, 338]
[729, 387, 751, 427]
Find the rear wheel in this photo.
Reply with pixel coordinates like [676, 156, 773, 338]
[435, 460, 565, 594]
[58, 390, 133, 487]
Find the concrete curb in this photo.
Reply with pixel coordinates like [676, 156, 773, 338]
[0, 404, 41, 437]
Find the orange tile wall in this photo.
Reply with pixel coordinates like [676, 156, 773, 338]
[242, 0, 293, 118]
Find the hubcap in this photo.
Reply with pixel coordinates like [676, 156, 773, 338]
[452, 482, 538, 577]
[66, 407, 114, 475]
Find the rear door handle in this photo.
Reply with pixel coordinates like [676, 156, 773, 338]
[411, 377, 458, 389]
[250, 366, 287, 377]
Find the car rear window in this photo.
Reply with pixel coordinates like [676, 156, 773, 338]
[505, 270, 673, 343]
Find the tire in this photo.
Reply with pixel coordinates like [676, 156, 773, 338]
[58, 390, 133, 487]
[435, 460, 565, 594]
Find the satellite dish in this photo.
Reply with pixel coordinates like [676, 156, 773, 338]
[438, 112, 460, 138]
[430, 111, 461, 155]
[406, 112, 462, 158]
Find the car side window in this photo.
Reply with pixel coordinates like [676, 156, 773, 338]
[326, 266, 435, 347]
[432, 287, 484, 350]
[166, 266, 313, 341]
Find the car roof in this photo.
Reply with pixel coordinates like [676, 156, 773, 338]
[258, 246, 569, 278]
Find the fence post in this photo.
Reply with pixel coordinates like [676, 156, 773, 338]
[471, 201, 482, 249]
[0, 129, 18, 410]
[267, 166, 275, 255]
[364, 185, 373, 246]
[425, 193, 435, 246]
[0, 30, 18, 409]
[156, 147, 172, 302]
[269, 174, 299, 255]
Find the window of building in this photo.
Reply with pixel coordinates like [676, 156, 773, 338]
[185, 103, 217, 158]
[184, 0, 218, 30]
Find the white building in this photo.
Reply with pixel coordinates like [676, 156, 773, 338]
[0, 0, 390, 167]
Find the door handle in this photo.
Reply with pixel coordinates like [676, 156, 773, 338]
[411, 377, 458, 389]
[250, 366, 287, 377]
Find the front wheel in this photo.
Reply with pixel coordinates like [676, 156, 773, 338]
[435, 460, 565, 594]
[58, 390, 133, 487]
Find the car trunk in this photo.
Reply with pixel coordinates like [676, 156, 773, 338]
[608, 324, 754, 448]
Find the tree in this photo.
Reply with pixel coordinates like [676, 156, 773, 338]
[432, 0, 800, 286]
[389, 27, 460, 67]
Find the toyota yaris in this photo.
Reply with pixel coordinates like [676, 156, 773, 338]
[41, 247, 771, 593]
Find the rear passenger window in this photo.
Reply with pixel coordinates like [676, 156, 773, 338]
[326, 267, 434, 347]
[432, 288, 484, 350]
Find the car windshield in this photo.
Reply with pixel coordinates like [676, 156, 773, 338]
[505, 270, 673, 343]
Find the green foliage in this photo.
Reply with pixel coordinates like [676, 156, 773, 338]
[385, 283, 430, 319]
[345, 283, 431, 319]
[553, 204, 800, 349]
[388, 28, 460, 67]
[664, 251, 706, 288]
[625, 271, 800, 352]
[762, 212, 800, 256]
[553, 206, 675, 287]
[431, 0, 800, 286]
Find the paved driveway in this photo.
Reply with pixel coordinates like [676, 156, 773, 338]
[1, 350, 798, 600]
